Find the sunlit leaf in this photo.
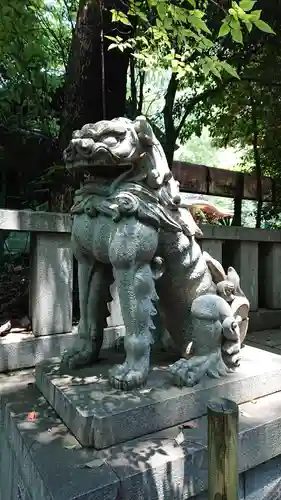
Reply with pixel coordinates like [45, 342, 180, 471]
[254, 19, 275, 34]
[221, 61, 240, 79]
[239, 0, 256, 12]
[108, 43, 118, 51]
[218, 22, 230, 37]
[157, 2, 167, 20]
[188, 14, 211, 34]
[248, 9, 262, 21]
[231, 24, 243, 44]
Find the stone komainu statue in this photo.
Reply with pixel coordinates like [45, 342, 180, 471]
[62, 116, 250, 390]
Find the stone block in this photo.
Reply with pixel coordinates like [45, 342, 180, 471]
[4, 372, 281, 499]
[36, 345, 281, 449]
[227, 241, 259, 311]
[30, 232, 73, 336]
[0, 208, 72, 232]
[0, 384, 120, 500]
[245, 456, 281, 500]
[0, 332, 76, 372]
[260, 243, 281, 310]
[0, 326, 125, 373]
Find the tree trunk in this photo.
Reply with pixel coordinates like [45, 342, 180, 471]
[232, 173, 243, 227]
[59, 0, 131, 152]
[163, 73, 178, 166]
[250, 89, 262, 229]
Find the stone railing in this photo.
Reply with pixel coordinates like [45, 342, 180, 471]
[1, 209, 281, 340]
[0, 209, 123, 341]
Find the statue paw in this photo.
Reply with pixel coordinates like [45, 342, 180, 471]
[108, 363, 149, 391]
[170, 358, 202, 387]
[61, 340, 99, 370]
[170, 352, 223, 387]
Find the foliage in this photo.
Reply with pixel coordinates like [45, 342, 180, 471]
[0, 0, 77, 134]
[0, 0, 277, 220]
[108, 0, 274, 80]
[174, 126, 243, 169]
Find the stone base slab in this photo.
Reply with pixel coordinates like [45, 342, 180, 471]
[2, 370, 281, 499]
[36, 345, 281, 449]
[0, 326, 125, 373]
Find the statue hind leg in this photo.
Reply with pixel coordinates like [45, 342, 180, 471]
[108, 218, 159, 390]
[170, 294, 242, 386]
[62, 245, 113, 369]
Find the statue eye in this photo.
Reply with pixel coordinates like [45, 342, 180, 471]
[102, 135, 119, 146]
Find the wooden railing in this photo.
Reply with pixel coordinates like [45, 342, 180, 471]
[1, 209, 281, 337]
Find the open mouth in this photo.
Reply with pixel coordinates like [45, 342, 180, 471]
[67, 160, 133, 180]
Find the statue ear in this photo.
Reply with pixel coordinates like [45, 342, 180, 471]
[134, 116, 154, 146]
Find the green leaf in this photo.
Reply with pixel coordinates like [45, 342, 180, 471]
[239, 0, 256, 12]
[187, 0, 196, 7]
[200, 37, 214, 49]
[118, 12, 132, 26]
[193, 10, 205, 19]
[111, 9, 118, 22]
[157, 2, 166, 20]
[248, 9, 261, 21]
[110, 9, 132, 26]
[163, 17, 173, 30]
[229, 18, 243, 43]
[188, 14, 211, 34]
[228, 8, 238, 19]
[230, 17, 240, 30]
[105, 36, 118, 42]
[218, 22, 230, 37]
[134, 10, 148, 22]
[211, 66, 222, 80]
[231, 25, 243, 43]
[244, 20, 253, 32]
[254, 19, 275, 34]
[201, 61, 211, 76]
[221, 61, 240, 79]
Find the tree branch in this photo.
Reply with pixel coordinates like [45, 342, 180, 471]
[62, 0, 75, 36]
[176, 82, 226, 138]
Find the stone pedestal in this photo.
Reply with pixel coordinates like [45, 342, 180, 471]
[36, 346, 281, 449]
[3, 363, 281, 500]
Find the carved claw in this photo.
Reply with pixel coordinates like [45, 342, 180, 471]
[170, 357, 208, 387]
[108, 363, 149, 391]
[170, 351, 226, 387]
[61, 340, 99, 370]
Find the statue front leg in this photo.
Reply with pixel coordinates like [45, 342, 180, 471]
[108, 218, 158, 390]
[62, 253, 113, 370]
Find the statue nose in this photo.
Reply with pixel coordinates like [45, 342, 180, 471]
[75, 138, 94, 157]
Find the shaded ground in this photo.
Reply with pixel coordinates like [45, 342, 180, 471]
[246, 329, 281, 354]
